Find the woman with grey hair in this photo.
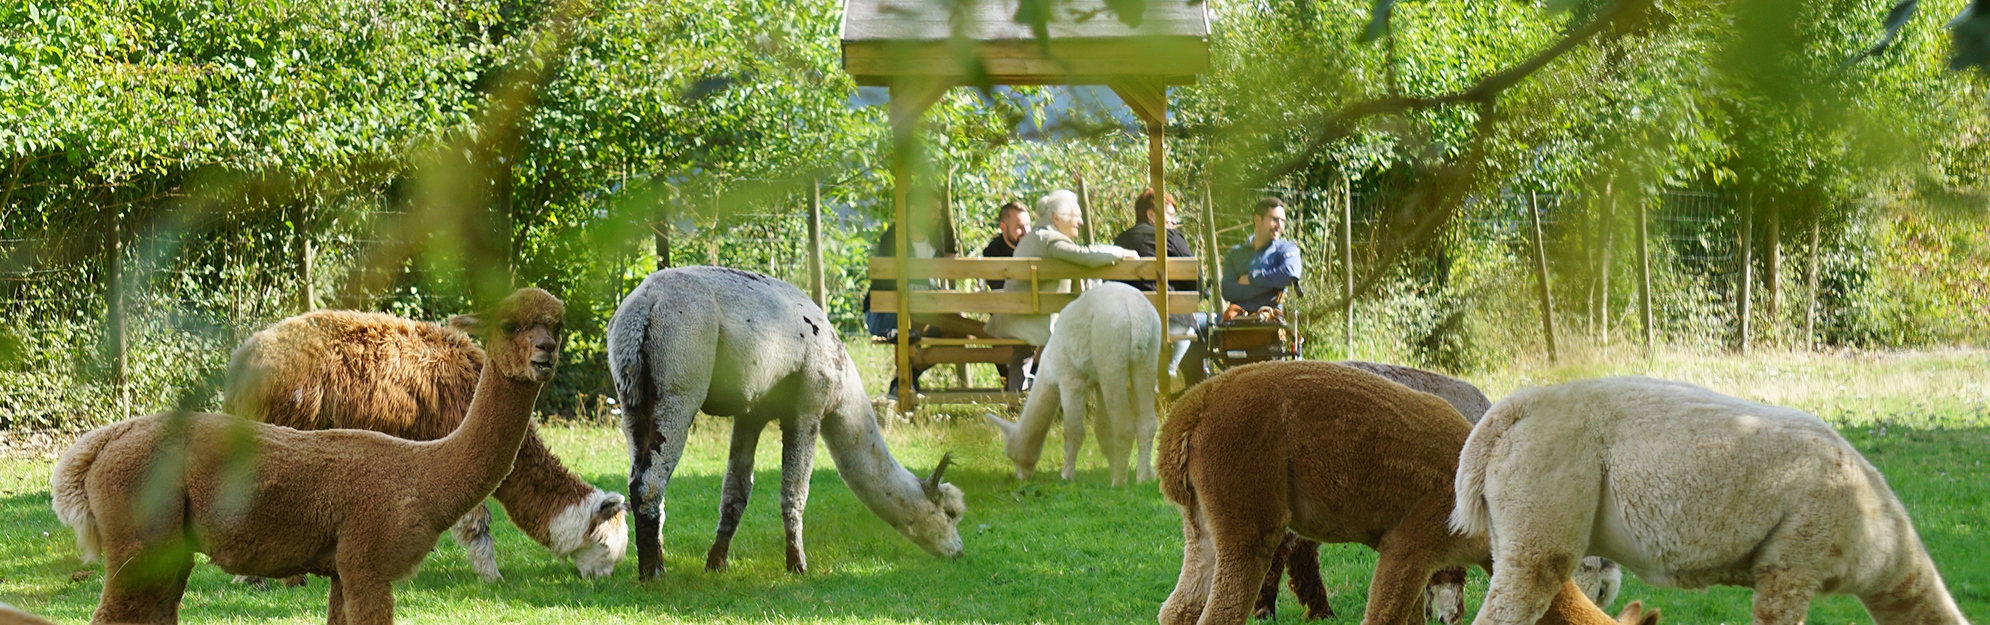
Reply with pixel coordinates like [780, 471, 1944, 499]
[986, 189, 1138, 391]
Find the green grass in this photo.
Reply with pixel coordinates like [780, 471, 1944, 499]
[1, 348, 1986, 624]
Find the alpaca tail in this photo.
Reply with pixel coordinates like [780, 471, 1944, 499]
[1157, 378, 1215, 508]
[1450, 392, 1527, 537]
[605, 289, 656, 422]
[51, 422, 129, 564]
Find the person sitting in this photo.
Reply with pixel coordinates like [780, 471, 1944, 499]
[1222, 196, 1301, 312]
[979, 201, 1031, 290]
[986, 189, 1138, 392]
[1111, 189, 1207, 387]
[865, 202, 987, 393]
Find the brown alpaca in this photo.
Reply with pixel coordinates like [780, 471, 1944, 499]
[223, 309, 626, 582]
[1157, 361, 1659, 625]
[51, 288, 564, 625]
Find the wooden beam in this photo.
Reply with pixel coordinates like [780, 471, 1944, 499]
[844, 39, 1209, 86]
[1108, 76, 1168, 126]
[869, 291, 1200, 315]
[868, 257, 1202, 282]
[890, 77, 948, 414]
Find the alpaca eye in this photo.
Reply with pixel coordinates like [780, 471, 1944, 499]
[501, 322, 519, 335]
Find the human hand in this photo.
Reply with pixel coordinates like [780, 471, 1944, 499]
[1121, 250, 1140, 260]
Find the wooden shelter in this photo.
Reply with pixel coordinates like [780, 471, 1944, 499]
[841, 0, 1211, 414]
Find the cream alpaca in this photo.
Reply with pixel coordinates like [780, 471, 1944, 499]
[985, 281, 1162, 486]
[1454, 376, 1968, 625]
[52, 288, 564, 625]
[224, 309, 626, 581]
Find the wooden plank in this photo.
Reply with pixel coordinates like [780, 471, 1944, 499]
[869, 291, 1199, 314]
[842, 0, 1208, 42]
[913, 346, 1019, 365]
[842, 39, 1208, 85]
[869, 257, 1201, 281]
[915, 337, 1033, 346]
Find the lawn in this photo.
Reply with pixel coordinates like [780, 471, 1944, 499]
[1, 347, 1985, 624]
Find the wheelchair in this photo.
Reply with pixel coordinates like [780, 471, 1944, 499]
[1201, 300, 1301, 372]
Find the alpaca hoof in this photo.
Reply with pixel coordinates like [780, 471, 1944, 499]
[1303, 606, 1335, 620]
[705, 544, 730, 572]
[639, 562, 666, 581]
[281, 575, 307, 587]
[786, 545, 807, 574]
[1254, 606, 1275, 620]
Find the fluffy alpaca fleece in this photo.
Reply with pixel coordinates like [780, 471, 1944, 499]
[608, 266, 964, 580]
[984, 282, 1163, 486]
[52, 288, 564, 625]
[1454, 377, 1969, 625]
[1157, 361, 1656, 625]
[1261, 362, 1623, 623]
[224, 310, 626, 580]
[0, 602, 56, 625]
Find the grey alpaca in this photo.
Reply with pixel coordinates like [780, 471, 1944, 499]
[607, 266, 965, 580]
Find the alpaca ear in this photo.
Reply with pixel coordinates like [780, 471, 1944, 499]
[593, 493, 626, 525]
[448, 314, 484, 333]
[922, 452, 954, 503]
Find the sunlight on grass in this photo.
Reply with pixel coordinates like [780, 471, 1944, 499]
[0, 348, 1984, 623]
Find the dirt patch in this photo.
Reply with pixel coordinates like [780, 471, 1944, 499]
[0, 429, 75, 460]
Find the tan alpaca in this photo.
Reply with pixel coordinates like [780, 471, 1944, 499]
[1157, 361, 1658, 625]
[0, 602, 57, 625]
[224, 309, 626, 581]
[51, 288, 564, 625]
[1454, 377, 1970, 625]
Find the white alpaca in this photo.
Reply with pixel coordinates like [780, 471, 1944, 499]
[985, 282, 1162, 487]
[1454, 376, 1969, 625]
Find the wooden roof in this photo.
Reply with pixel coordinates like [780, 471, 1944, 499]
[841, 0, 1210, 86]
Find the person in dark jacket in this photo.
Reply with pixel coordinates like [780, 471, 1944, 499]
[1112, 189, 1208, 387]
[978, 201, 1031, 290]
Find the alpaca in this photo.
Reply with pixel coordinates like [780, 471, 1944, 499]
[983, 282, 1163, 487]
[223, 309, 627, 581]
[607, 266, 964, 580]
[1157, 361, 1657, 625]
[1261, 363, 1622, 623]
[1453, 377, 1970, 625]
[0, 602, 56, 625]
[51, 288, 563, 624]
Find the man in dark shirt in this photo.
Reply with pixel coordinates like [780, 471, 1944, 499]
[978, 201, 1031, 290]
[1111, 189, 1208, 387]
[865, 205, 985, 393]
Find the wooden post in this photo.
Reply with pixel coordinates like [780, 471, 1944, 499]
[1109, 76, 1170, 423]
[808, 179, 826, 309]
[1737, 197, 1753, 354]
[1528, 191, 1559, 362]
[889, 79, 948, 414]
[1202, 181, 1223, 311]
[1805, 216, 1821, 350]
[108, 210, 129, 419]
[1638, 194, 1655, 354]
[1342, 176, 1354, 360]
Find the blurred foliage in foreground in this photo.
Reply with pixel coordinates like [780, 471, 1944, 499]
[1, 0, 1986, 430]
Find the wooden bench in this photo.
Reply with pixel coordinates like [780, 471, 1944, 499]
[866, 257, 1203, 410]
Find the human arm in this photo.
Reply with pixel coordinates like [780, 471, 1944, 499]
[1041, 237, 1133, 267]
[1248, 240, 1302, 289]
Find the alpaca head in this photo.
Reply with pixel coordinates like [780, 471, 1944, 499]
[451, 288, 566, 383]
[1615, 601, 1659, 625]
[1424, 567, 1467, 625]
[550, 491, 628, 578]
[896, 453, 966, 559]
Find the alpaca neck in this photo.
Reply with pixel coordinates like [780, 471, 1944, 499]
[815, 373, 928, 527]
[429, 365, 544, 521]
[1862, 551, 1967, 625]
[492, 429, 594, 549]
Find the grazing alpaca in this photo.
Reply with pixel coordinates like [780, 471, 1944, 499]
[1157, 361, 1657, 625]
[1453, 377, 1969, 625]
[1262, 362, 1620, 623]
[223, 309, 626, 582]
[608, 266, 964, 580]
[51, 288, 563, 625]
[984, 282, 1163, 486]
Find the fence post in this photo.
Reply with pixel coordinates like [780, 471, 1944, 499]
[1342, 175, 1355, 360]
[1805, 216, 1821, 350]
[1528, 191, 1559, 362]
[107, 210, 129, 419]
[1737, 197, 1753, 354]
[1638, 194, 1654, 355]
[808, 179, 826, 309]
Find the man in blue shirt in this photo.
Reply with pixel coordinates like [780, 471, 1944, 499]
[1222, 197, 1301, 310]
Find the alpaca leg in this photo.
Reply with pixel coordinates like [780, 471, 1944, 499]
[1160, 506, 1218, 625]
[626, 403, 698, 581]
[1096, 374, 1138, 488]
[327, 576, 344, 625]
[451, 501, 502, 582]
[1130, 362, 1159, 484]
[334, 576, 394, 625]
[1286, 538, 1335, 620]
[778, 415, 820, 574]
[94, 547, 194, 625]
[706, 420, 766, 572]
[1363, 544, 1443, 625]
[1254, 532, 1296, 620]
[1475, 549, 1577, 625]
[1058, 380, 1089, 481]
[1751, 570, 1816, 625]
[1199, 529, 1283, 625]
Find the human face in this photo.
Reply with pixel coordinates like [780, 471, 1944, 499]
[1051, 207, 1084, 238]
[1253, 205, 1286, 245]
[1000, 210, 1031, 245]
[1162, 202, 1179, 228]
